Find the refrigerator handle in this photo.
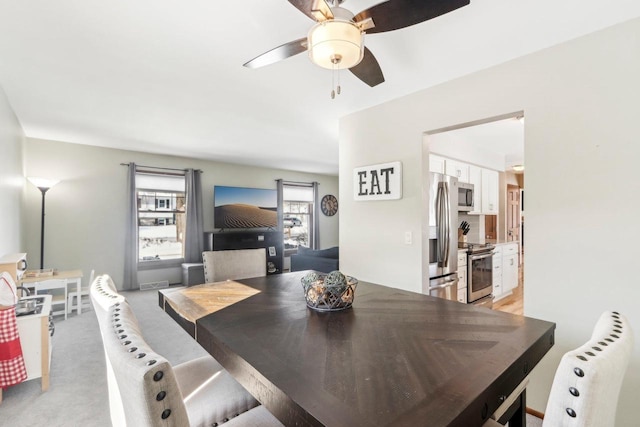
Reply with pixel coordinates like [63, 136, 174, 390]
[443, 181, 451, 267]
[437, 182, 450, 268]
[430, 281, 456, 290]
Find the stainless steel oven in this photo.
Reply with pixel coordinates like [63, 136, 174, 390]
[464, 244, 494, 305]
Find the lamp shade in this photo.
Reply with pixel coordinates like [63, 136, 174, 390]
[308, 20, 364, 70]
[28, 177, 60, 190]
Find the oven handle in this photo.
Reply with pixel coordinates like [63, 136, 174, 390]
[469, 252, 493, 261]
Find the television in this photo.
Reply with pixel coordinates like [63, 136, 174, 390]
[214, 185, 278, 230]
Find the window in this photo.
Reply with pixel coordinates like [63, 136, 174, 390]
[283, 184, 314, 254]
[136, 173, 186, 262]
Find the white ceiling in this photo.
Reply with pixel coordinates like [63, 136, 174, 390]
[431, 117, 525, 171]
[1, 1, 639, 175]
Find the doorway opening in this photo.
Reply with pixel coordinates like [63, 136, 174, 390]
[424, 113, 525, 315]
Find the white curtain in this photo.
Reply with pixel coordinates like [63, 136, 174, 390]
[123, 163, 138, 290]
[184, 169, 204, 263]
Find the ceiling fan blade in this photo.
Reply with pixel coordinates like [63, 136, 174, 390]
[349, 47, 385, 87]
[355, 0, 470, 34]
[243, 37, 308, 69]
[288, 0, 334, 22]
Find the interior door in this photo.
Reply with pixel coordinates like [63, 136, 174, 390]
[507, 185, 521, 242]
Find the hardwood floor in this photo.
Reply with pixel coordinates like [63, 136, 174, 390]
[493, 261, 524, 316]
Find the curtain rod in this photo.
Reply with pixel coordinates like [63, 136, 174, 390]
[279, 180, 319, 187]
[120, 163, 202, 173]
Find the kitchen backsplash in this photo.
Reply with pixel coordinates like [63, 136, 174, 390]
[459, 213, 485, 244]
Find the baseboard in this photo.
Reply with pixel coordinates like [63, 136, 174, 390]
[139, 280, 169, 291]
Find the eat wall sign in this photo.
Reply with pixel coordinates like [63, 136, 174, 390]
[353, 161, 402, 201]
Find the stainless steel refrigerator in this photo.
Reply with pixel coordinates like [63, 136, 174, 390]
[427, 172, 459, 301]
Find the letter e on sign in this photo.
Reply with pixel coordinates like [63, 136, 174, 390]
[353, 161, 402, 201]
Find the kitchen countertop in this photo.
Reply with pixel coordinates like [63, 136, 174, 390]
[486, 239, 519, 245]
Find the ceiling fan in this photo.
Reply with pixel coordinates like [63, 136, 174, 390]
[243, 0, 470, 94]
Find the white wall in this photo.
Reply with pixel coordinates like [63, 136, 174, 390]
[23, 138, 339, 287]
[0, 85, 25, 256]
[340, 18, 640, 425]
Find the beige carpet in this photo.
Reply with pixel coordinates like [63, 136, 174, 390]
[0, 288, 206, 426]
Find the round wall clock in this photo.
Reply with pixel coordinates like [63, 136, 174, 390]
[321, 194, 338, 216]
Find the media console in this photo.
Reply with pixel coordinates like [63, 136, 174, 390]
[205, 231, 283, 275]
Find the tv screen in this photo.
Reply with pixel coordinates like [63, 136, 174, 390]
[214, 186, 278, 229]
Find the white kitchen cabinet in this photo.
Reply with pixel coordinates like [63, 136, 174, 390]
[503, 254, 518, 294]
[468, 165, 483, 214]
[457, 250, 467, 304]
[492, 246, 503, 300]
[481, 169, 499, 214]
[501, 243, 519, 294]
[445, 159, 470, 183]
[429, 154, 446, 174]
[492, 243, 519, 301]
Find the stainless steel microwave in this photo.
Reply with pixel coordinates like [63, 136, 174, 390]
[457, 182, 474, 211]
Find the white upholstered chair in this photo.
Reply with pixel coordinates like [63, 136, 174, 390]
[202, 249, 266, 283]
[68, 269, 94, 314]
[541, 311, 633, 426]
[90, 274, 127, 426]
[484, 311, 633, 427]
[95, 281, 282, 427]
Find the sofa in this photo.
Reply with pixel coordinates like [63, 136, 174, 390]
[290, 246, 339, 273]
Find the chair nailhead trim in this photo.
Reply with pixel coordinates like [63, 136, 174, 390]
[122, 340, 131, 346]
[611, 334, 619, 339]
[146, 359, 157, 366]
[577, 355, 587, 361]
[156, 391, 166, 401]
[574, 367, 584, 377]
[135, 352, 146, 359]
[153, 371, 164, 381]
[592, 346, 602, 351]
[566, 408, 577, 417]
[161, 409, 171, 419]
[585, 351, 595, 357]
[128, 347, 138, 353]
[569, 387, 580, 396]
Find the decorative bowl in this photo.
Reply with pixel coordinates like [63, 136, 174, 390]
[301, 271, 358, 312]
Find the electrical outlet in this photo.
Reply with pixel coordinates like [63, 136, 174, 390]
[404, 231, 412, 245]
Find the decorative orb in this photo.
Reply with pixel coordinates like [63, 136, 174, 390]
[302, 271, 321, 286]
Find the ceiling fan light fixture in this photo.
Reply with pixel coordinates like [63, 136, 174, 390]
[308, 20, 364, 70]
[512, 164, 525, 172]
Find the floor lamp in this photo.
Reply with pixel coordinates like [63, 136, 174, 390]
[28, 177, 60, 269]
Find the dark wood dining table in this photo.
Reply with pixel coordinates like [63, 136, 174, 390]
[158, 271, 555, 427]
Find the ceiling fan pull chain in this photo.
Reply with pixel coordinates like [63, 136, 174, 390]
[337, 69, 341, 95]
[331, 62, 336, 99]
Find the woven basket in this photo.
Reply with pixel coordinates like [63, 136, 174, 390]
[302, 274, 358, 312]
